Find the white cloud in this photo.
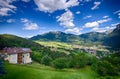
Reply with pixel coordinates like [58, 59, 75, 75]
[114, 10, 120, 14]
[91, 2, 101, 10]
[21, 18, 39, 30]
[83, 15, 92, 19]
[34, 0, 79, 13]
[114, 10, 120, 19]
[83, 18, 111, 28]
[21, 18, 29, 23]
[23, 23, 39, 30]
[6, 19, 15, 23]
[84, 21, 99, 28]
[57, 10, 75, 28]
[103, 16, 109, 18]
[65, 27, 81, 35]
[111, 23, 119, 27]
[0, 0, 16, 16]
[92, 26, 116, 33]
[91, 23, 118, 33]
[22, 0, 30, 2]
[97, 18, 111, 23]
[80, 0, 91, 2]
[76, 11, 80, 14]
[92, 27, 106, 32]
[118, 13, 120, 18]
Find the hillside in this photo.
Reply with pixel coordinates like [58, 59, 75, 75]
[0, 62, 99, 79]
[30, 31, 81, 44]
[30, 31, 105, 45]
[0, 34, 49, 51]
[79, 32, 105, 45]
[30, 24, 120, 49]
[103, 24, 120, 49]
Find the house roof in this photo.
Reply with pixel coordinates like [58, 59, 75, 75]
[2, 47, 32, 54]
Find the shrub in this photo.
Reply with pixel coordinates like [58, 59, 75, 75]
[69, 53, 88, 68]
[92, 60, 118, 76]
[52, 57, 67, 69]
[32, 51, 43, 63]
[41, 55, 52, 65]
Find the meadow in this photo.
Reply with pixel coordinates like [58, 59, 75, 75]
[0, 62, 99, 79]
[35, 41, 72, 49]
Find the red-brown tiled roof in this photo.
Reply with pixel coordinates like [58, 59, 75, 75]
[2, 47, 32, 54]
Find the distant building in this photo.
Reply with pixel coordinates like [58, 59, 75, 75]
[2, 47, 32, 64]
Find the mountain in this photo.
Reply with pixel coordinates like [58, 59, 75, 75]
[30, 24, 120, 49]
[30, 31, 105, 45]
[30, 31, 81, 43]
[103, 24, 120, 49]
[0, 34, 44, 50]
[1, 24, 120, 50]
[79, 32, 106, 44]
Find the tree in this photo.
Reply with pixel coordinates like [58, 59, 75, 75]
[70, 53, 87, 68]
[86, 56, 98, 65]
[41, 55, 52, 65]
[92, 60, 118, 76]
[32, 51, 43, 63]
[52, 57, 67, 69]
[0, 59, 6, 76]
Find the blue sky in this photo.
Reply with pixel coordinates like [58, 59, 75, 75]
[0, 0, 120, 37]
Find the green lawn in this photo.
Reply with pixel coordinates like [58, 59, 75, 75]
[0, 62, 98, 79]
[0, 62, 119, 79]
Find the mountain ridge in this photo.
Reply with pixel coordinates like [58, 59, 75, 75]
[0, 24, 120, 49]
[103, 24, 120, 49]
[29, 24, 120, 49]
[29, 31, 106, 45]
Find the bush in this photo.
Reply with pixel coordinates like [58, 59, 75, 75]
[41, 55, 52, 65]
[52, 57, 67, 69]
[32, 51, 43, 63]
[86, 56, 98, 65]
[92, 60, 118, 76]
[69, 53, 88, 68]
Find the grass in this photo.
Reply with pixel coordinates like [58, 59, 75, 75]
[35, 41, 72, 49]
[0, 62, 99, 79]
[35, 41, 109, 53]
[35, 41, 73, 54]
[0, 62, 120, 79]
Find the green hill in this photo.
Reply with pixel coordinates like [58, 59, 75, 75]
[30, 31, 105, 45]
[0, 34, 44, 50]
[103, 24, 120, 49]
[30, 31, 81, 44]
[79, 32, 105, 45]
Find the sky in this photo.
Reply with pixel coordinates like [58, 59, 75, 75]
[0, 0, 120, 37]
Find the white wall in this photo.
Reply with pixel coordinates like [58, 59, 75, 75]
[9, 54, 17, 64]
[22, 53, 32, 64]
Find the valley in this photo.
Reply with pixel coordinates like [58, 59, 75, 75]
[0, 24, 120, 79]
[0, 0, 120, 79]
[36, 41, 110, 57]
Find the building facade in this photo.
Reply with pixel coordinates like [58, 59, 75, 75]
[3, 47, 32, 64]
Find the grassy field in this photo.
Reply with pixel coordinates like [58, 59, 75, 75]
[35, 41, 72, 49]
[35, 41, 109, 53]
[35, 41, 73, 54]
[0, 62, 100, 79]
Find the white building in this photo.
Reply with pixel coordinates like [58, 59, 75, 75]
[3, 47, 32, 64]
